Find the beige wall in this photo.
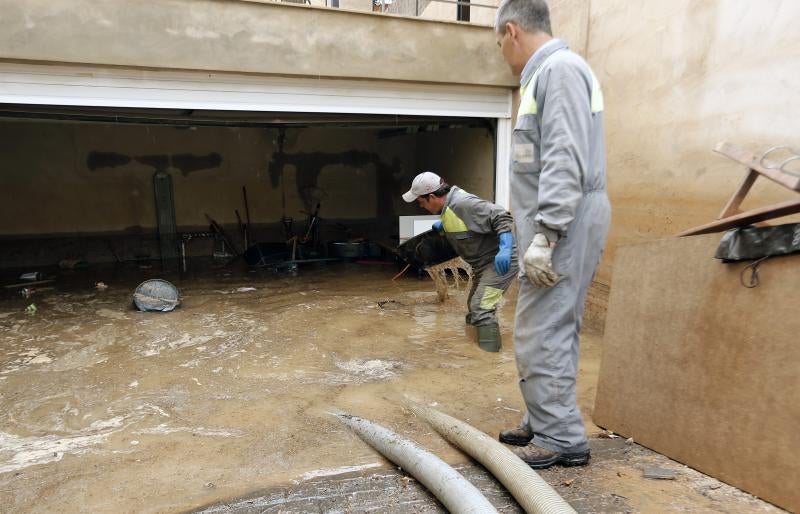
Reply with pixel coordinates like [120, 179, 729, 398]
[544, 0, 800, 284]
[0, 0, 516, 87]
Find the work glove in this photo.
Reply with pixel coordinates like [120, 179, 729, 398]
[523, 233, 561, 288]
[494, 232, 513, 275]
[432, 220, 443, 233]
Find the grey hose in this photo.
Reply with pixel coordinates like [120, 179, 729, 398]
[408, 402, 577, 514]
[334, 412, 499, 514]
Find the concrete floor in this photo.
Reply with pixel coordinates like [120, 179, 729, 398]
[0, 263, 786, 513]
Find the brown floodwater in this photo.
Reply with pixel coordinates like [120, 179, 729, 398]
[0, 262, 550, 513]
[1, 262, 775, 514]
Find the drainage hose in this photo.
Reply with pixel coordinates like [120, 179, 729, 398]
[334, 412, 499, 514]
[408, 402, 577, 514]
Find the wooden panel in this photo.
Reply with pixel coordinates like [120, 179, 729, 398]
[677, 198, 800, 236]
[594, 234, 800, 512]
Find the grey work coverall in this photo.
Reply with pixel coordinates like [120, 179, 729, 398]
[511, 39, 611, 453]
[439, 187, 518, 327]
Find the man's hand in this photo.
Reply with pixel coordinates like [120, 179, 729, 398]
[523, 233, 561, 287]
[494, 232, 513, 275]
[432, 220, 443, 233]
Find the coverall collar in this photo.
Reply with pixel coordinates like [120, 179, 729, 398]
[442, 186, 460, 212]
[520, 38, 568, 87]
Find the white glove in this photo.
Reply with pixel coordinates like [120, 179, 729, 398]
[523, 233, 562, 288]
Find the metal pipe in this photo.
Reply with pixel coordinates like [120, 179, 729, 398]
[334, 412, 499, 514]
[408, 402, 577, 514]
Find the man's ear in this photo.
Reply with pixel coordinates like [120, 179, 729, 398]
[505, 22, 518, 41]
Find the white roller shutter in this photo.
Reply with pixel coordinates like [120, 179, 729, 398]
[0, 63, 511, 118]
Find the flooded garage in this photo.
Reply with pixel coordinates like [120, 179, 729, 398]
[0, 109, 786, 513]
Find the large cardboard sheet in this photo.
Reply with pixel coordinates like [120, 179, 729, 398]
[594, 234, 800, 512]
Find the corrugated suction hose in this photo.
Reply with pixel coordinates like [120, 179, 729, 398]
[334, 412, 499, 514]
[408, 402, 577, 514]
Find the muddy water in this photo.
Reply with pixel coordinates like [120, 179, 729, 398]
[0, 263, 601, 513]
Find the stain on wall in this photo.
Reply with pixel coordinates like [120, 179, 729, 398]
[86, 152, 131, 170]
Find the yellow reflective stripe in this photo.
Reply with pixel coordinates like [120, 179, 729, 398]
[479, 287, 504, 310]
[590, 69, 604, 113]
[441, 207, 468, 233]
[517, 82, 537, 117]
[518, 65, 604, 117]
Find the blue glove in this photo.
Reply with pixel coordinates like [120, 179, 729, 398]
[432, 220, 443, 233]
[494, 232, 513, 275]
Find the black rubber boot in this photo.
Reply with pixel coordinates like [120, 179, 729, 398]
[476, 324, 501, 352]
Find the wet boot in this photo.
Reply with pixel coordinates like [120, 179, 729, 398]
[499, 425, 533, 446]
[476, 323, 501, 352]
[512, 442, 590, 469]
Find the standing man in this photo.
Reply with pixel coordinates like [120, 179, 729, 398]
[495, 0, 610, 469]
[402, 171, 518, 352]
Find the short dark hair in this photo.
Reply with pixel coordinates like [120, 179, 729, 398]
[495, 0, 552, 36]
[430, 183, 452, 197]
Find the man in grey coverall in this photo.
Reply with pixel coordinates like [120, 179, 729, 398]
[402, 171, 518, 352]
[494, 0, 611, 469]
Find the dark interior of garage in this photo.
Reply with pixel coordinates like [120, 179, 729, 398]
[0, 105, 497, 287]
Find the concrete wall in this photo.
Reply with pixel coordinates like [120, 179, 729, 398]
[0, 121, 411, 235]
[0, 0, 516, 87]
[416, 127, 495, 198]
[543, 0, 800, 284]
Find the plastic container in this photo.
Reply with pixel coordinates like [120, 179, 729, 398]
[133, 279, 180, 312]
[329, 241, 366, 258]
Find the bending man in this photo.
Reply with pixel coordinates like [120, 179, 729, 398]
[402, 171, 518, 352]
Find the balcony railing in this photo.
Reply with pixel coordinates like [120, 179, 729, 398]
[273, 0, 499, 24]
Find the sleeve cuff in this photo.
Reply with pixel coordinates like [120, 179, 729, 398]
[535, 226, 562, 245]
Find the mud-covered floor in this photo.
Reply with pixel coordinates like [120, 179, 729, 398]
[0, 263, 785, 513]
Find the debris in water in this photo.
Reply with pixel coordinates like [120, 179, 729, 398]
[377, 299, 404, 309]
[643, 467, 676, 480]
[25, 304, 37, 315]
[424, 257, 472, 302]
[95, 282, 108, 291]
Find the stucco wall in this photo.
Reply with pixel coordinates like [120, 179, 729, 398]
[541, 0, 800, 284]
[587, 0, 800, 283]
[0, 0, 515, 87]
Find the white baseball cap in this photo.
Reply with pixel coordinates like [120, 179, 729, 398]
[402, 171, 444, 203]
